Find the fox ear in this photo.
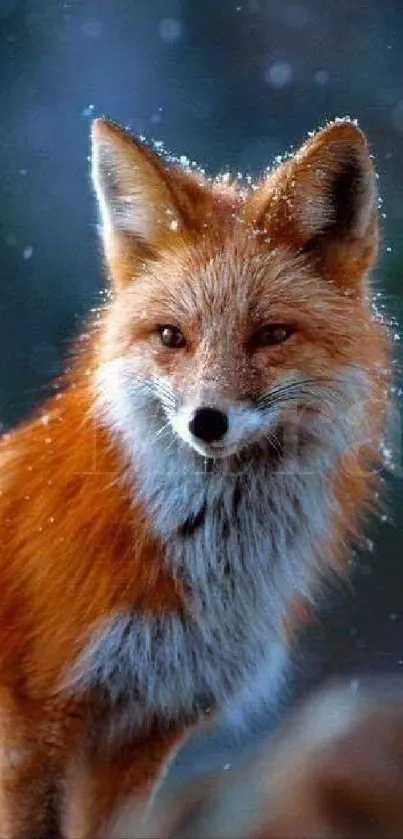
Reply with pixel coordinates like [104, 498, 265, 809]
[249, 120, 378, 289]
[91, 119, 190, 286]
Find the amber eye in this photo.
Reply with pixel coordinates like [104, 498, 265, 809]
[252, 324, 294, 347]
[159, 325, 186, 349]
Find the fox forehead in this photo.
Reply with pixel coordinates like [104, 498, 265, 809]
[100, 227, 378, 385]
[123, 237, 322, 329]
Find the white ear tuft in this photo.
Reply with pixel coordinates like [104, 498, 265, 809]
[248, 120, 379, 289]
[91, 119, 180, 245]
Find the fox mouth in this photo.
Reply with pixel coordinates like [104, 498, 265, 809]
[194, 441, 242, 459]
[168, 403, 287, 463]
[188, 429, 285, 463]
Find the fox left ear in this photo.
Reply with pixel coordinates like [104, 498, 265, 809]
[91, 119, 202, 288]
[248, 120, 378, 289]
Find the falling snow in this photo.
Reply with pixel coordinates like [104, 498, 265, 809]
[81, 19, 103, 38]
[82, 104, 95, 117]
[265, 60, 293, 88]
[159, 17, 183, 42]
[314, 69, 329, 85]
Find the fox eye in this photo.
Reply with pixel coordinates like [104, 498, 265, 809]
[159, 325, 186, 349]
[252, 324, 294, 347]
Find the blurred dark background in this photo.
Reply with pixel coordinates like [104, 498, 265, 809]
[1, 0, 403, 779]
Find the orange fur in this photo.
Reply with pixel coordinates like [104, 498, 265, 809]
[0, 118, 390, 836]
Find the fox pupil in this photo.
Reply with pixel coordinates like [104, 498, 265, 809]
[253, 324, 293, 347]
[159, 325, 186, 349]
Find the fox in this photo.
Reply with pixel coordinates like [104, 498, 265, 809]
[0, 116, 389, 837]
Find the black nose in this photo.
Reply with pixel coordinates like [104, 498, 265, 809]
[189, 407, 228, 443]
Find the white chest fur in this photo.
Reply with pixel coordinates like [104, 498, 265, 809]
[71, 426, 334, 732]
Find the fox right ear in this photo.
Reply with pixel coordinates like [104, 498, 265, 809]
[91, 119, 189, 286]
[248, 120, 378, 291]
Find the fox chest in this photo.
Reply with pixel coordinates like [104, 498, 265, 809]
[74, 470, 309, 731]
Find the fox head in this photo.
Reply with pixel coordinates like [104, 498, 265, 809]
[91, 118, 387, 465]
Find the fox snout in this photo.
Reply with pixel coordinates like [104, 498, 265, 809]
[175, 401, 234, 456]
[188, 407, 228, 444]
[169, 393, 269, 458]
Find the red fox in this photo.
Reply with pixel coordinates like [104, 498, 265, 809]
[0, 117, 389, 836]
